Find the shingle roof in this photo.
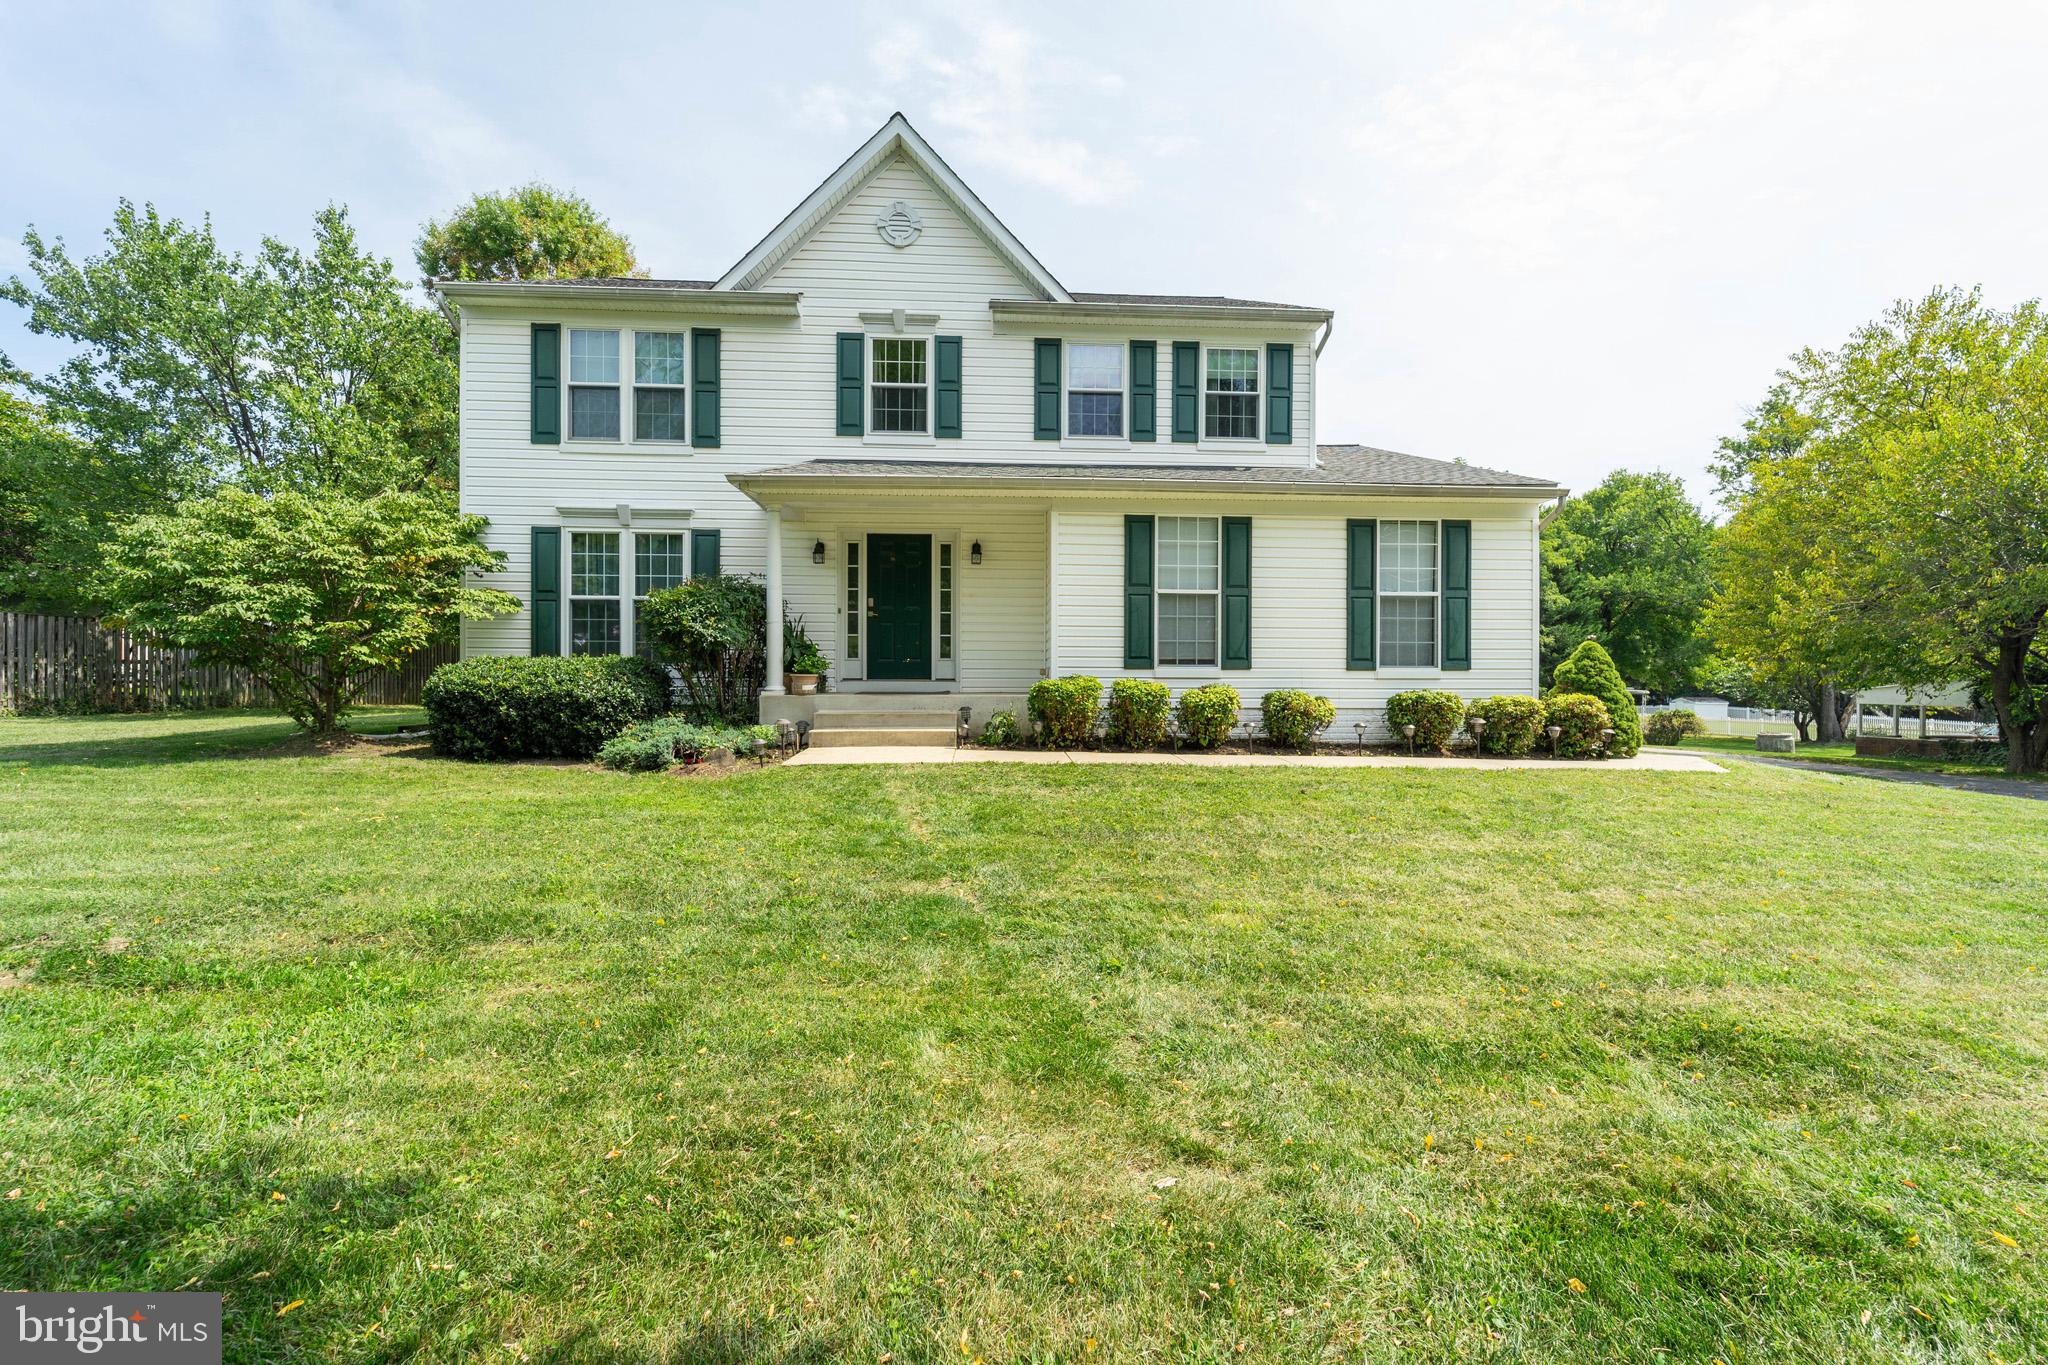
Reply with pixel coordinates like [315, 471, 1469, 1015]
[730, 445, 1560, 494]
[535, 276, 715, 289]
[1069, 291, 1325, 312]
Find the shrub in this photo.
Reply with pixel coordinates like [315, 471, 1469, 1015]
[1551, 639, 1640, 756]
[1385, 689, 1466, 753]
[978, 710, 1019, 747]
[1644, 709, 1708, 746]
[638, 574, 767, 725]
[1028, 675, 1102, 748]
[423, 655, 669, 761]
[1543, 692, 1614, 758]
[1465, 694, 1546, 755]
[596, 717, 777, 771]
[1106, 679, 1172, 749]
[1261, 690, 1336, 752]
[783, 615, 829, 676]
[1176, 683, 1241, 750]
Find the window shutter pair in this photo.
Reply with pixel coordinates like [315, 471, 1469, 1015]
[529, 323, 719, 445]
[1122, 515, 1252, 670]
[529, 526, 721, 657]
[1343, 519, 1470, 670]
[837, 332, 962, 437]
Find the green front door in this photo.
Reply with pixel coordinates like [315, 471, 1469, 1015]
[866, 534, 932, 680]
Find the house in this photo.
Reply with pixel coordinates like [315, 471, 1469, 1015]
[438, 114, 1564, 745]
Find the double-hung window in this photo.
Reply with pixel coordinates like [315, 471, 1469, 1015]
[1379, 520, 1439, 667]
[1157, 516, 1220, 667]
[1204, 347, 1260, 440]
[633, 331, 687, 441]
[568, 330, 622, 440]
[870, 337, 928, 433]
[632, 532, 688, 656]
[569, 531, 622, 655]
[1066, 343, 1123, 438]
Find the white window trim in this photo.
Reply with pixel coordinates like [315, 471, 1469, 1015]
[566, 328, 624, 444]
[1061, 339, 1130, 447]
[629, 329, 690, 446]
[560, 525, 696, 657]
[864, 333, 934, 445]
[1155, 514, 1222, 672]
[1377, 518, 1440, 672]
[629, 529, 690, 655]
[559, 325, 696, 452]
[1199, 342, 1264, 446]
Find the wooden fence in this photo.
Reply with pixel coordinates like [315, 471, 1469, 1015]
[0, 612, 458, 713]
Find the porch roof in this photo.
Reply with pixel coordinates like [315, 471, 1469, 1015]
[728, 445, 1563, 501]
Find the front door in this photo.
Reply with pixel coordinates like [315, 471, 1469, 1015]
[866, 534, 932, 680]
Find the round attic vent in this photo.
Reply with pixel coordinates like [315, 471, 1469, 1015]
[875, 200, 923, 248]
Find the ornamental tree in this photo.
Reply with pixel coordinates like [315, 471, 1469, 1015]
[1549, 638, 1640, 756]
[103, 490, 520, 734]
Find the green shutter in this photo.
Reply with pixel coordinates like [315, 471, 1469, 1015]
[1034, 338, 1061, 440]
[690, 328, 721, 448]
[1129, 340, 1156, 442]
[1346, 520, 1375, 670]
[1123, 515, 1154, 669]
[530, 324, 560, 445]
[1171, 341, 1199, 443]
[935, 334, 963, 439]
[1221, 516, 1251, 670]
[1265, 343, 1293, 445]
[836, 332, 864, 435]
[530, 526, 560, 655]
[1441, 520, 1471, 671]
[691, 528, 722, 578]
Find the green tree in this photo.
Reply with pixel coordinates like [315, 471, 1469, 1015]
[1541, 470, 1716, 694]
[1549, 638, 1641, 756]
[103, 490, 519, 734]
[415, 185, 638, 284]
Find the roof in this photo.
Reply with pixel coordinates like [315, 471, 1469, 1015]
[535, 276, 714, 290]
[1070, 291, 1325, 313]
[729, 445, 1562, 498]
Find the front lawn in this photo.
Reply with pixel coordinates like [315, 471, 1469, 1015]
[1676, 733, 2034, 781]
[2, 711, 2044, 1361]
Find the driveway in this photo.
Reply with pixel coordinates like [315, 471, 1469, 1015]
[1714, 752, 2048, 802]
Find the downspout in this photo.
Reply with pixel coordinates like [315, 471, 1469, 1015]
[1309, 318, 1334, 467]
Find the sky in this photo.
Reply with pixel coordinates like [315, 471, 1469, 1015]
[3, 0, 2045, 508]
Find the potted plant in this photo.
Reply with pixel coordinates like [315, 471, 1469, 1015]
[783, 616, 828, 696]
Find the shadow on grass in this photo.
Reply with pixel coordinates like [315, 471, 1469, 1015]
[529, 1323, 851, 1364]
[0, 708, 426, 768]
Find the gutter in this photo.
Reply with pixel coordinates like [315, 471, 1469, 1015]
[728, 470, 1564, 500]
[431, 280, 802, 315]
[989, 299, 1333, 327]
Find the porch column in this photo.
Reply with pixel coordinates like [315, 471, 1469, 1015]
[763, 508, 785, 696]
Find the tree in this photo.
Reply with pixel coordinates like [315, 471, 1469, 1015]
[2, 201, 456, 503]
[1709, 288, 2048, 772]
[1541, 470, 1716, 695]
[1549, 638, 1641, 756]
[637, 574, 768, 725]
[0, 379, 161, 614]
[102, 490, 519, 734]
[415, 185, 638, 284]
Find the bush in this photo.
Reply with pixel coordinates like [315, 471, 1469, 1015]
[1106, 679, 1172, 749]
[1465, 694, 1546, 755]
[978, 710, 1019, 747]
[638, 574, 767, 725]
[1261, 690, 1336, 751]
[1028, 675, 1101, 748]
[783, 615, 829, 676]
[1543, 692, 1614, 758]
[597, 716, 776, 771]
[1385, 689, 1466, 753]
[423, 655, 669, 761]
[1644, 709, 1708, 746]
[1551, 639, 1640, 756]
[1176, 683, 1241, 750]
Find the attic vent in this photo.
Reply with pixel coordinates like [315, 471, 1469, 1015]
[876, 200, 923, 248]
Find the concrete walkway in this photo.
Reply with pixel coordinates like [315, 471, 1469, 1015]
[787, 746, 1724, 771]
[1718, 752, 2048, 802]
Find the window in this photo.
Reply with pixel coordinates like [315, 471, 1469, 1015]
[870, 336, 928, 434]
[570, 531, 621, 654]
[1066, 342, 1123, 438]
[1204, 347, 1260, 440]
[568, 330, 621, 440]
[1379, 520, 1438, 668]
[844, 541, 861, 661]
[938, 542, 954, 661]
[632, 532, 688, 656]
[633, 331, 687, 441]
[1156, 516, 1219, 667]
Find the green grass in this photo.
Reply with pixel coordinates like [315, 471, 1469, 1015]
[1676, 733, 2034, 781]
[2, 710, 2044, 1362]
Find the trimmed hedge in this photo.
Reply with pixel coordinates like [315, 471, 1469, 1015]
[1176, 683, 1240, 750]
[422, 655, 669, 761]
[1261, 689, 1336, 752]
[1552, 639, 1640, 756]
[1465, 694, 1546, 755]
[1106, 679, 1172, 749]
[1644, 709, 1708, 746]
[1029, 675, 1101, 748]
[1385, 689, 1465, 753]
[596, 717, 777, 771]
[1544, 692, 1614, 759]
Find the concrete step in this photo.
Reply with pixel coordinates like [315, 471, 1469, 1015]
[809, 725, 959, 748]
[812, 707, 967, 729]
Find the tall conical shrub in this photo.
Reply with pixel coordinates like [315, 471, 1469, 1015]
[1550, 639, 1640, 756]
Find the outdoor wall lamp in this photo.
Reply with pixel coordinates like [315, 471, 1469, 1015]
[970, 541, 983, 565]
[811, 540, 826, 564]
